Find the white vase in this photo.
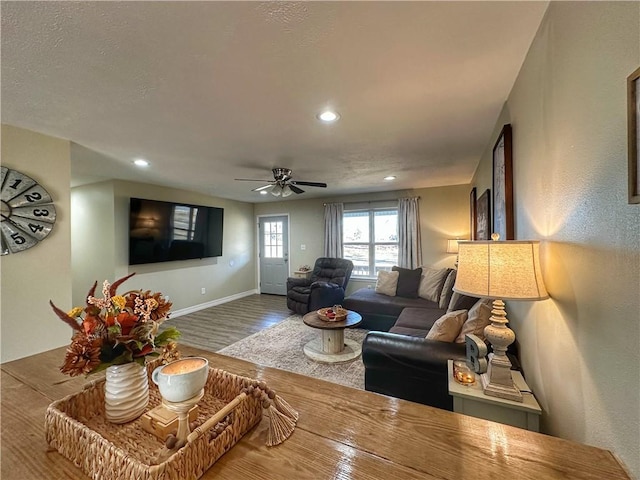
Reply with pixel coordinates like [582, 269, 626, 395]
[104, 362, 149, 424]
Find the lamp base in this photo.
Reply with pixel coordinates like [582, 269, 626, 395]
[480, 353, 523, 402]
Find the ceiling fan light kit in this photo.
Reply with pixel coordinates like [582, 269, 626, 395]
[235, 168, 327, 198]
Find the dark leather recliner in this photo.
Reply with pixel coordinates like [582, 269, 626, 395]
[286, 258, 354, 315]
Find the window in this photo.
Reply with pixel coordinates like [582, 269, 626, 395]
[343, 209, 398, 277]
[172, 205, 198, 240]
[262, 220, 284, 258]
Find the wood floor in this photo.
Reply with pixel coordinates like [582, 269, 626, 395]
[164, 294, 293, 351]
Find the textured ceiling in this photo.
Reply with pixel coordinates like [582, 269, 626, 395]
[1, 1, 548, 202]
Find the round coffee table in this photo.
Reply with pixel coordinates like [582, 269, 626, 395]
[302, 310, 363, 364]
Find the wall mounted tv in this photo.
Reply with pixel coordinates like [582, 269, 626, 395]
[129, 198, 223, 265]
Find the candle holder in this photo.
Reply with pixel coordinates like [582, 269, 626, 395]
[453, 360, 476, 386]
[162, 390, 205, 445]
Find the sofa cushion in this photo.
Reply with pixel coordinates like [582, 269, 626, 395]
[418, 267, 450, 302]
[448, 291, 481, 313]
[392, 307, 444, 333]
[455, 298, 493, 343]
[344, 288, 440, 319]
[426, 310, 468, 342]
[439, 269, 457, 309]
[375, 270, 399, 296]
[392, 266, 423, 298]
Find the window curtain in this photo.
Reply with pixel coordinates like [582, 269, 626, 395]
[323, 203, 344, 258]
[397, 197, 422, 269]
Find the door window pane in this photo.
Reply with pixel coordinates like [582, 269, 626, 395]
[263, 221, 284, 258]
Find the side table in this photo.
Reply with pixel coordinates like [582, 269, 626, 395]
[447, 360, 541, 432]
[292, 270, 312, 279]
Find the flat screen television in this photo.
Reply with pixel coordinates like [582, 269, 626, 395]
[129, 198, 223, 265]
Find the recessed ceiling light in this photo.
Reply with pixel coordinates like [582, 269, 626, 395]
[317, 110, 340, 123]
[384, 176, 396, 181]
[260, 190, 268, 195]
[133, 158, 149, 167]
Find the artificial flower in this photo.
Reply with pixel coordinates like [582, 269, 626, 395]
[50, 273, 181, 376]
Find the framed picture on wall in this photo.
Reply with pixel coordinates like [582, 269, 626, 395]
[475, 189, 491, 240]
[628, 66, 640, 204]
[470, 187, 477, 240]
[492, 124, 514, 239]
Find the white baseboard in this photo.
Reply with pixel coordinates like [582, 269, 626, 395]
[171, 289, 258, 318]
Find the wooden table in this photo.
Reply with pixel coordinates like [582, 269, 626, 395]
[302, 310, 362, 363]
[1, 345, 633, 480]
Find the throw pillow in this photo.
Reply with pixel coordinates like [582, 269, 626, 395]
[375, 270, 399, 297]
[426, 310, 468, 342]
[455, 298, 493, 343]
[438, 269, 456, 309]
[392, 266, 423, 298]
[418, 267, 450, 302]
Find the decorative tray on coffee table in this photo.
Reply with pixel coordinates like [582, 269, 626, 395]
[317, 306, 348, 322]
[45, 359, 266, 480]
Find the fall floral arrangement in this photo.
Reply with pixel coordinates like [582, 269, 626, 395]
[50, 273, 180, 377]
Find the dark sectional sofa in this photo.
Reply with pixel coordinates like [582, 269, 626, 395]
[343, 268, 482, 410]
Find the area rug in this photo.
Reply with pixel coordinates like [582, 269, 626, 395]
[216, 315, 367, 390]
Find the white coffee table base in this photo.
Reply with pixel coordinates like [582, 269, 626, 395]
[303, 331, 362, 364]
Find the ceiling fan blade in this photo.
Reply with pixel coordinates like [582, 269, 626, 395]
[288, 184, 305, 194]
[235, 178, 274, 182]
[252, 184, 274, 192]
[291, 181, 327, 188]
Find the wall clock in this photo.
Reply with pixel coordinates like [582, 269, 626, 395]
[0, 166, 57, 255]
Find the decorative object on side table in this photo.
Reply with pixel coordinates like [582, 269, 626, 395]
[465, 333, 488, 374]
[628, 66, 640, 204]
[50, 272, 181, 423]
[453, 360, 476, 385]
[454, 236, 548, 402]
[492, 124, 514, 239]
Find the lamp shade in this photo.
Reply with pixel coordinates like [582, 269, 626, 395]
[453, 240, 548, 300]
[270, 184, 283, 197]
[446, 239, 460, 254]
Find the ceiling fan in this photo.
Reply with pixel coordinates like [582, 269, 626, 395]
[235, 168, 327, 197]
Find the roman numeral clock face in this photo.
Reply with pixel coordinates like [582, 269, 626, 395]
[0, 167, 57, 255]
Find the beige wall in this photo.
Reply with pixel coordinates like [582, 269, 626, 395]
[70, 179, 257, 313]
[1, 125, 73, 363]
[254, 185, 470, 295]
[472, 3, 639, 476]
[71, 181, 117, 306]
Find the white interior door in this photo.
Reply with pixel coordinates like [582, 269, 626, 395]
[259, 215, 289, 295]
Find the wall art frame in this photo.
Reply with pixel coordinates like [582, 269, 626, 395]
[475, 189, 491, 241]
[492, 124, 514, 239]
[628, 66, 640, 204]
[469, 187, 477, 240]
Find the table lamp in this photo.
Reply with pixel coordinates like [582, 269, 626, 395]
[453, 236, 548, 402]
[446, 239, 460, 267]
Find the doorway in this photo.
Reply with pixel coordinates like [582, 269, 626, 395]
[258, 215, 289, 295]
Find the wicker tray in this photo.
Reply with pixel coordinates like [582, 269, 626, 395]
[45, 361, 264, 480]
[317, 306, 348, 322]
